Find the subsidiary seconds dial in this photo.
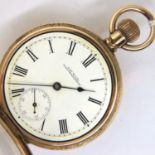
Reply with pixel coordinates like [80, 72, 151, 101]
[4, 32, 112, 142]
[18, 88, 51, 121]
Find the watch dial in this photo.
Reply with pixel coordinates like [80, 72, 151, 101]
[4, 32, 112, 141]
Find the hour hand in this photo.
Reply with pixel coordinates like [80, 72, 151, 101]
[55, 83, 95, 92]
[77, 87, 95, 92]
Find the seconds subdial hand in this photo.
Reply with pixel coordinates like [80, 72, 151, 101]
[8, 82, 95, 92]
[32, 88, 37, 114]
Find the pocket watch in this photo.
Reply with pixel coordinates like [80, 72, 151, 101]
[0, 5, 154, 151]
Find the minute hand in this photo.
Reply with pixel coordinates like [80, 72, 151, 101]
[8, 82, 53, 87]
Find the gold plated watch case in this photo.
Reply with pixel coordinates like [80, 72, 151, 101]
[0, 23, 122, 149]
[0, 108, 31, 155]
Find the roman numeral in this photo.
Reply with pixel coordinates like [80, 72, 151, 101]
[48, 40, 54, 53]
[77, 111, 89, 125]
[82, 54, 96, 67]
[26, 48, 38, 62]
[11, 88, 24, 97]
[88, 97, 102, 105]
[13, 66, 28, 77]
[41, 119, 46, 131]
[90, 78, 104, 82]
[67, 41, 76, 56]
[59, 119, 68, 134]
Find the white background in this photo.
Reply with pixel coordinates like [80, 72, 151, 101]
[0, 0, 155, 155]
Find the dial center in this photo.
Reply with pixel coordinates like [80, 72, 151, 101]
[33, 102, 37, 107]
[53, 82, 62, 91]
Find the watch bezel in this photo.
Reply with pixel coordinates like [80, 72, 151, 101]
[0, 23, 122, 149]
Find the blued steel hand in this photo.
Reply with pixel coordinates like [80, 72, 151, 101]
[61, 85, 95, 92]
[32, 88, 37, 114]
[8, 82, 53, 87]
[8, 82, 95, 92]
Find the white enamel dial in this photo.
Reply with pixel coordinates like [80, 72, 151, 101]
[4, 32, 112, 141]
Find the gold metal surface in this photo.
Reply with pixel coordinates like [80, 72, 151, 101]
[0, 108, 31, 155]
[0, 23, 122, 149]
[109, 5, 155, 51]
[118, 19, 140, 43]
[106, 30, 127, 49]
[106, 19, 140, 49]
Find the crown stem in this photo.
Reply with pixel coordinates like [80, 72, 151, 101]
[106, 19, 140, 50]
